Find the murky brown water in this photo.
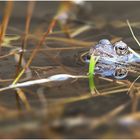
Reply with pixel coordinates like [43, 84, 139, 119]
[0, 1, 140, 138]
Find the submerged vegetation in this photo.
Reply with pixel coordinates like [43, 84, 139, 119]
[0, 1, 140, 139]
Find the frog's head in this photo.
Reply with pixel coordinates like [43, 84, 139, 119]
[83, 39, 140, 79]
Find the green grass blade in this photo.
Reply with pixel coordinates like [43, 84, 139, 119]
[88, 54, 99, 94]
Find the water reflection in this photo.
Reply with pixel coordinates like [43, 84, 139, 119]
[0, 1, 140, 139]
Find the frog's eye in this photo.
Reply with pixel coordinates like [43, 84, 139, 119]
[113, 66, 128, 79]
[114, 41, 128, 55]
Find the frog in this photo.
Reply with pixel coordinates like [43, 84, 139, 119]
[82, 39, 140, 79]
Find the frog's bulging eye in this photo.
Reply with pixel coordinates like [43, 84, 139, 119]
[113, 66, 128, 79]
[114, 41, 128, 55]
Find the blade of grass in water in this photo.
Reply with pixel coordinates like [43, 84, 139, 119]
[127, 20, 140, 93]
[127, 20, 140, 47]
[88, 55, 99, 94]
[0, 74, 88, 92]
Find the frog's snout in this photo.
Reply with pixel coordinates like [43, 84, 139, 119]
[127, 47, 140, 63]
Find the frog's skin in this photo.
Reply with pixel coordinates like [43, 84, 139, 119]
[84, 39, 140, 79]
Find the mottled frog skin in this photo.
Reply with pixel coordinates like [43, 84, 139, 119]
[84, 39, 140, 79]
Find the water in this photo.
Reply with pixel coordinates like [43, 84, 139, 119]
[0, 1, 140, 138]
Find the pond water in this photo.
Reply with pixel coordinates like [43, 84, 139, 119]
[0, 1, 140, 138]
